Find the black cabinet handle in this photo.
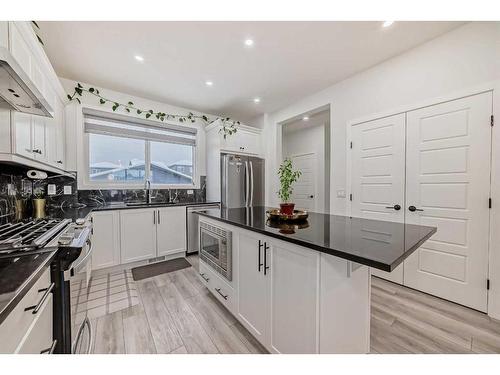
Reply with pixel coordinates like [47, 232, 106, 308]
[215, 287, 228, 300]
[199, 273, 209, 282]
[408, 205, 424, 212]
[386, 204, 401, 211]
[264, 242, 270, 275]
[25, 283, 54, 314]
[258, 240, 263, 272]
[158, 209, 161, 224]
[40, 339, 57, 354]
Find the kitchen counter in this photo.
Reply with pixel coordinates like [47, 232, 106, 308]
[196, 206, 436, 272]
[0, 248, 57, 325]
[45, 200, 220, 222]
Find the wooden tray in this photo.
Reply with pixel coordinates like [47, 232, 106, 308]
[266, 208, 309, 222]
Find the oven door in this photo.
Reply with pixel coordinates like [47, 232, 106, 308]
[67, 239, 94, 354]
[200, 227, 227, 270]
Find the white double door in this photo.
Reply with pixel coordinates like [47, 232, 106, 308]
[350, 92, 492, 311]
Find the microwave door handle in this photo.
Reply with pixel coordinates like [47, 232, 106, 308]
[249, 160, 254, 207]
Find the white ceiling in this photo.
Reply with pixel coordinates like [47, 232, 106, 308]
[38, 21, 463, 123]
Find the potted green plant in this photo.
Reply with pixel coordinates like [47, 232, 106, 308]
[277, 158, 302, 216]
[32, 187, 46, 219]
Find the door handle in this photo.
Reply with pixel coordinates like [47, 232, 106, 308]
[385, 204, 401, 211]
[153, 210, 156, 224]
[199, 273, 210, 282]
[263, 242, 270, 275]
[40, 339, 57, 354]
[158, 209, 160, 224]
[25, 283, 54, 314]
[215, 287, 228, 300]
[258, 240, 263, 272]
[408, 205, 424, 212]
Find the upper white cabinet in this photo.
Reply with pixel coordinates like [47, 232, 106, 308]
[206, 119, 262, 156]
[0, 21, 67, 172]
[156, 206, 186, 257]
[120, 208, 157, 263]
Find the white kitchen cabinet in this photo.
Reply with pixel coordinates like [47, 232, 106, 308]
[91, 211, 121, 270]
[32, 116, 47, 162]
[269, 242, 319, 354]
[13, 112, 33, 158]
[120, 208, 157, 263]
[237, 232, 269, 344]
[156, 206, 186, 257]
[16, 294, 53, 354]
[220, 128, 260, 155]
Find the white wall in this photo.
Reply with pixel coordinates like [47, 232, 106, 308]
[282, 111, 330, 213]
[60, 77, 216, 188]
[259, 21, 500, 319]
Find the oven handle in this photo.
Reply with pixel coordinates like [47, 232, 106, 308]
[72, 317, 93, 354]
[65, 239, 93, 280]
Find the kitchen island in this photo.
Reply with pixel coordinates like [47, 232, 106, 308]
[195, 206, 436, 354]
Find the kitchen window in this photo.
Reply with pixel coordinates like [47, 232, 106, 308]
[83, 109, 197, 188]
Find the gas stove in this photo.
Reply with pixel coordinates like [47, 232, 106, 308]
[0, 219, 72, 254]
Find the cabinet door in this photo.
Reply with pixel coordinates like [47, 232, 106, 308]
[32, 116, 47, 161]
[238, 131, 260, 154]
[120, 209, 157, 263]
[92, 211, 121, 270]
[237, 232, 269, 344]
[13, 112, 33, 158]
[269, 242, 319, 353]
[156, 206, 186, 257]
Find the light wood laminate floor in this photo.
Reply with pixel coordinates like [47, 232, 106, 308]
[90, 255, 500, 354]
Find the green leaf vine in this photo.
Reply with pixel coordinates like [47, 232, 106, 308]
[67, 83, 239, 138]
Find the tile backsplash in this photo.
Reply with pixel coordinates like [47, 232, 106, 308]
[0, 163, 207, 222]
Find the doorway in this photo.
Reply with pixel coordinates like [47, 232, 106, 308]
[280, 106, 330, 214]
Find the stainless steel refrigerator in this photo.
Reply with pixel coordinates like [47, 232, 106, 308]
[221, 153, 265, 208]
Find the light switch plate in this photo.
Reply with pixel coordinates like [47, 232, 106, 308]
[64, 185, 72, 195]
[337, 189, 346, 198]
[47, 184, 56, 196]
[187, 189, 194, 195]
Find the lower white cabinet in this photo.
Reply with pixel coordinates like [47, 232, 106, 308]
[156, 206, 186, 257]
[237, 231, 320, 353]
[237, 232, 269, 344]
[91, 210, 121, 270]
[92, 206, 187, 269]
[120, 208, 157, 263]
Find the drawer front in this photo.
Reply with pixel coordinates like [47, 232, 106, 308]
[16, 294, 53, 354]
[0, 268, 51, 353]
[199, 260, 235, 314]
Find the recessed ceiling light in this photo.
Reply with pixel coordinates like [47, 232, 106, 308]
[382, 21, 394, 28]
[134, 55, 144, 62]
[205, 80, 213, 87]
[244, 39, 254, 47]
[302, 116, 309, 121]
[253, 97, 261, 103]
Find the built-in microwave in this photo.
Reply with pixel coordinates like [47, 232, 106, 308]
[199, 221, 232, 281]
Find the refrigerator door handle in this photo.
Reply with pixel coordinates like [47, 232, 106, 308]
[249, 160, 254, 206]
[244, 160, 250, 207]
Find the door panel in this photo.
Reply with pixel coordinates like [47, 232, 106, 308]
[350, 114, 406, 283]
[290, 153, 316, 211]
[157, 206, 186, 256]
[248, 156, 265, 207]
[237, 232, 268, 344]
[92, 211, 121, 270]
[120, 209, 157, 263]
[404, 92, 492, 311]
[13, 112, 33, 158]
[269, 243, 319, 353]
[222, 154, 247, 208]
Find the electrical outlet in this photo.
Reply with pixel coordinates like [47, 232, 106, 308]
[187, 189, 194, 195]
[47, 184, 56, 196]
[64, 185, 72, 195]
[336, 189, 346, 198]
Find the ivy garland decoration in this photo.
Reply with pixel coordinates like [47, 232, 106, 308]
[67, 83, 239, 138]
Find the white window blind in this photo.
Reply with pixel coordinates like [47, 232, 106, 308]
[83, 108, 197, 146]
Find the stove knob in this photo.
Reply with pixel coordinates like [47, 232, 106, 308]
[75, 218, 85, 226]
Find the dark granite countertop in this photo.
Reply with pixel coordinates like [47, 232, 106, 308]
[196, 206, 437, 272]
[0, 248, 57, 325]
[44, 201, 220, 222]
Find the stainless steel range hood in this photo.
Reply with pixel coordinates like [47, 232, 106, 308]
[0, 47, 53, 117]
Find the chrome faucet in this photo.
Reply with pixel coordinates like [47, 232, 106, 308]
[145, 179, 152, 204]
